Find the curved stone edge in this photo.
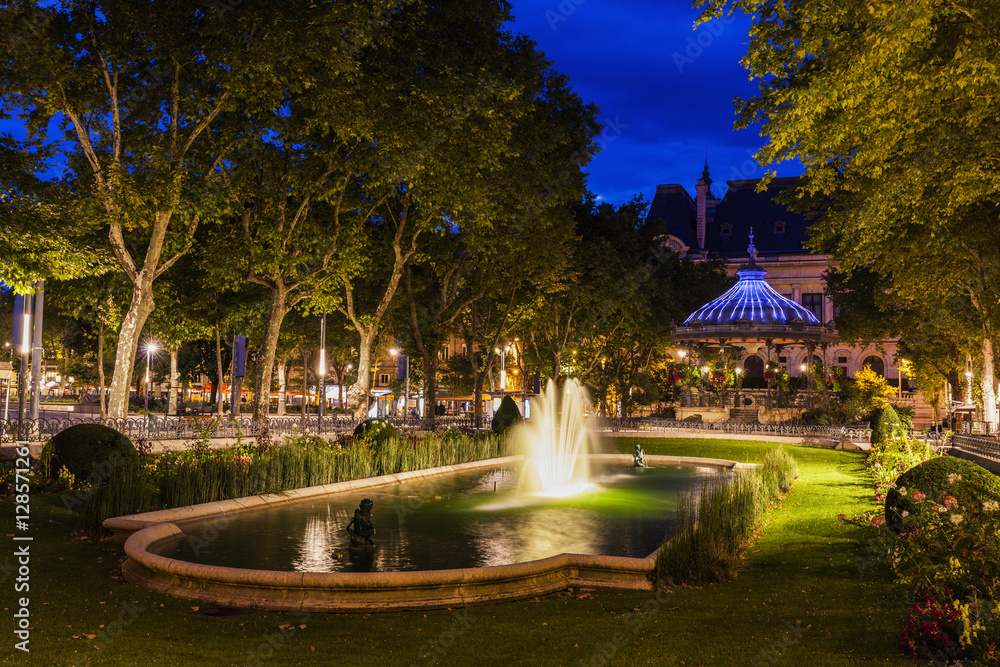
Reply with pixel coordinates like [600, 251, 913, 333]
[113, 454, 750, 612]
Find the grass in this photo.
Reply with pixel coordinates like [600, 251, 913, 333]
[5, 438, 912, 666]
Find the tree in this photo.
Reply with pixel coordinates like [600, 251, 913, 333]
[700, 0, 1000, 428]
[0, 1, 357, 418]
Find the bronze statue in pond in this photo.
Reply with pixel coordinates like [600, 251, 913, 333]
[346, 498, 376, 547]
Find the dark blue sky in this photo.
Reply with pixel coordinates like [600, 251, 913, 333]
[508, 0, 801, 205]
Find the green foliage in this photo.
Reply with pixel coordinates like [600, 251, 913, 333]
[40, 424, 137, 483]
[491, 395, 522, 434]
[853, 366, 897, 416]
[353, 418, 398, 444]
[655, 448, 798, 584]
[871, 404, 904, 449]
[885, 457, 1000, 529]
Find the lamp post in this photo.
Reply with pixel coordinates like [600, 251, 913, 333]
[389, 348, 410, 419]
[3, 341, 10, 421]
[144, 341, 158, 427]
[318, 311, 326, 433]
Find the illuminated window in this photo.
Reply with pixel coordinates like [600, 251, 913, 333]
[802, 293, 823, 320]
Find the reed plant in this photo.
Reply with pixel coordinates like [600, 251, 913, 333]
[655, 447, 799, 585]
[83, 431, 509, 537]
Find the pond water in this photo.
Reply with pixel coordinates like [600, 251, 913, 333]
[161, 464, 720, 573]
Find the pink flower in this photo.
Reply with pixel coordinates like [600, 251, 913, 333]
[912, 491, 926, 502]
[871, 517, 886, 528]
[943, 496, 958, 509]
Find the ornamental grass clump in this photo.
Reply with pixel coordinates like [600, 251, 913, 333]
[654, 447, 798, 585]
[81, 429, 509, 537]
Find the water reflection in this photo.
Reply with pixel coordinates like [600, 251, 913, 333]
[165, 465, 715, 573]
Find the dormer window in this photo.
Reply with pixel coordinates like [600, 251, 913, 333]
[774, 221, 786, 234]
[720, 223, 733, 237]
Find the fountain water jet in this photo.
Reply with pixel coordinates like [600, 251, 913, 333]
[518, 378, 596, 497]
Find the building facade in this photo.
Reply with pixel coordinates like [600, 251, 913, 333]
[645, 163, 900, 384]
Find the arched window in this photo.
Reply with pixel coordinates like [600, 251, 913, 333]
[743, 356, 764, 377]
[862, 355, 885, 376]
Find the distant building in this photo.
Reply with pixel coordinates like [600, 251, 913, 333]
[645, 161, 900, 385]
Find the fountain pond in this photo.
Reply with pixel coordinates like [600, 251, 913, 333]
[108, 379, 753, 610]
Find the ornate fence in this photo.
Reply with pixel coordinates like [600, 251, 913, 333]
[592, 416, 872, 443]
[952, 433, 1000, 461]
[0, 413, 495, 444]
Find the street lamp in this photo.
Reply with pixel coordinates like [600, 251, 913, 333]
[3, 341, 10, 421]
[318, 311, 326, 432]
[144, 341, 159, 426]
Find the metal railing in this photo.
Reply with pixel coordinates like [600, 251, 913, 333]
[952, 433, 1000, 461]
[0, 413, 498, 443]
[592, 416, 872, 443]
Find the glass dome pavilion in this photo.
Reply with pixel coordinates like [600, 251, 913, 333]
[673, 231, 838, 346]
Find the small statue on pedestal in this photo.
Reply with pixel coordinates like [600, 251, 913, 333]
[632, 443, 646, 468]
[346, 498, 376, 547]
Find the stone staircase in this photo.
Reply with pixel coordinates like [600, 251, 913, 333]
[728, 407, 760, 424]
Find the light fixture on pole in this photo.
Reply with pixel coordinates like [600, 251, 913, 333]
[144, 341, 158, 427]
[2, 341, 11, 422]
[318, 311, 326, 433]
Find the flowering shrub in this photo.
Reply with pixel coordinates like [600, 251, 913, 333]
[899, 591, 962, 656]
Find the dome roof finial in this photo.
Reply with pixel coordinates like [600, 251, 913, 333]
[747, 227, 758, 264]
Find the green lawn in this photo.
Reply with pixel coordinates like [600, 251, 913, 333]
[4, 438, 911, 666]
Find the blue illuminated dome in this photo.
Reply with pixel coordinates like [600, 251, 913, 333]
[674, 230, 836, 345]
[683, 264, 820, 327]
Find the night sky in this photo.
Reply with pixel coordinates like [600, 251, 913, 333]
[509, 0, 802, 205]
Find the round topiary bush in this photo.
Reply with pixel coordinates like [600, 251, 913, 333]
[491, 395, 521, 434]
[42, 423, 138, 484]
[885, 456, 1000, 527]
[352, 418, 397, 443]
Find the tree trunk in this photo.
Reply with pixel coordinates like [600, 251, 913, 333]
[348, 328, 376, 421]
[422, 353, 439, 428]
[251, 285, 289, 436]
[338, 369, 345, 412]
[982, 336, 997, 430]
[301, 349, 309, 428]
[215, 323, 224, 416]
[277, 360, 287, 416]
[97, 320, 106, 420]
[168, 348, 180, 416]
[107, 276, 156, 419]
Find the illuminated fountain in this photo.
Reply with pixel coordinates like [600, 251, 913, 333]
[518, 378, 596, 498]
[109, 376, 748, 611]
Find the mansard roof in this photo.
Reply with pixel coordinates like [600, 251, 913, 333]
[645, 175, 813, 257]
